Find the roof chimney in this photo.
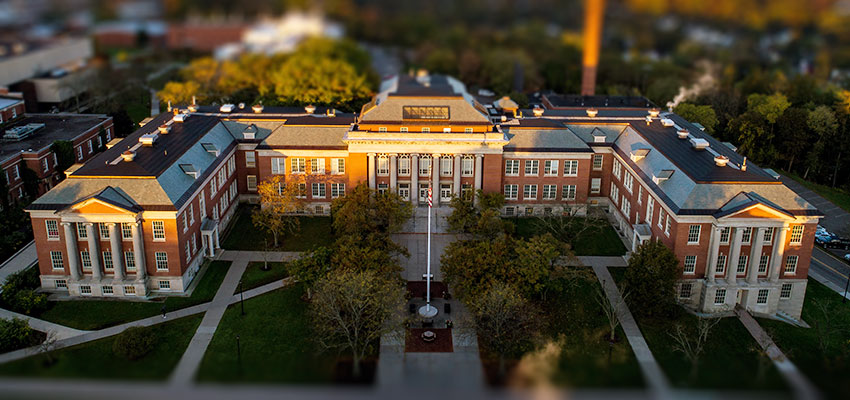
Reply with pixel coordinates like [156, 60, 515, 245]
[581, 0, 606, 95]
[252, 104, 264, 113]
[532, 106, 544, 117]
[714, 155, 729, 167]
[305, 105, 316, 114]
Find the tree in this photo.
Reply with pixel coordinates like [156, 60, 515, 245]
[158, 81, 203, 106]
[331, 183, 412, 242]
[446, 190, 511, 239]
[310, 269, 407, 378]
[807, 105, 841, 186]
[775, 107, 812, 172]
[747, 93, 791, 125]
[595, 281, 628, 343]
[674, 103, 718, 133]
[511, 233, 564, 297]
[533, 206, 606, 248]
[669, 316, 722, 382]
[623, 239, 680, 319]
[113, 326, 155, 361]
[470, 282, 543, 377]
[271, 55, 372, 112]
[0, 317, 35, 353]
[252, 175, 304, 247]
[288, 246, 333, 299]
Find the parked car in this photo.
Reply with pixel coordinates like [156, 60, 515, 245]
[823, 236, 850, 250]
[844, 253, 850, 262]
[817, 224, 830, 236]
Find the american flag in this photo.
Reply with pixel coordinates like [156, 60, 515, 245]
[427, 187, 432, 207]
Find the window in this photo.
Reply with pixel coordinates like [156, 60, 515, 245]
[378, 127, 387, 132]
[193, 233, 198, 254]
[664, 215, 671, 236]
[612, 160, 622, 180]
[637, 186, 642, 205]
[523, 184, 537, 200]
[719, 227, 730, 244]
[610, 182, 619, 205]
[50, 251, 64, 270]
[247, 175, 257, 191]
[687, 225, 701, 244]
[55, 279, 67, 289]
[465, 127, 473, 133]
[331, 183, 346, 198]
[462, 156, 474, 176]
[314, 205, 324, 214]
[122, 223, 132, 240]
[103, 251, 113, 270]
[505, 160, 520, 176]
[124, 285, 136, 295]
[155, 252, 168, 271]
[657, 208, 665, 229]
[245, 151, 256, 167]
[461, 183, 473, 200]
[102, 286, 114, 295]
[592, 154, 603, 170]
[99, 223, 110, 239]
[542, 185, 557, 200]
[443, 127, 451, 133]
[623, 173, 633, 192]
[419, 156, 431, 175]
[419, 183, 430, 202]
[81, 250, 92, 270]
[421, 127, 430, 133]
[756, 289, 769, 305]
[742, 227, 752, 244]
[400, 127, 408, 132]
[152, 221, 165, 241]
[737, 255, 748, 274]
[440, 184, 452, 200]
[398, 156, 410, 175]
[210, 175, 218, 194]
[398, 183, 410, 200]
[758, 255, 770, 274]
[784, 255, 798, 274]
[80, 285, 92, 295]
[124, 251, 136, 271]
[46, 220, 59, 240]
[590, 178, 601, 193]
[505, 207, 515, 216]
[291, 158, 306, 173]
[185, 241, 191, 263]
[646, 196, 654, 225]
[77, 223, 88, 240]
[182, 213, 188, 233]
[87, 140, 93, 153]
[780, 283, 792, 299]
[77, 146, 83, 160]
[714, 288, 727, 305]
[199, 195, 206, 218]
[563, 160, 578, 176]
[763, 227, 774, 244]
[683, 256, 697, 274]
[440, 157, 452, 176]
[526, 207, 534, 216]
[620, 197, 631, 220]
[504, 184, 518, 200]
[562, 185, 577, 201]
[228, 156, 236, 176]
[679, 283, 693, 299]
[524, 160, 539, 176]
[97, 136, 102, 148]
[790, 225, 803, 244]
[544, 160, 559, 176]
[297, 183, 307, 198]
[159, 280, 171, 290]
[42, 157, 49, 172]
[331, 158, 345, 174]
[310, 158, 325, 174]
[271, 158, 286, 174]
[716, 254, 727, 274]
[312, 183, 326, 198]
[12, 164, 20, 181]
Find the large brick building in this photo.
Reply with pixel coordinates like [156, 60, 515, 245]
[25, 74, 819, 320]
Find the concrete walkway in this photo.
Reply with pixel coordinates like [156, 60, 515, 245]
[591, 263, 671, 399]
[0, 240, 37, 285]
[0, 308, 88, 340]
[735, 308, 821, 400]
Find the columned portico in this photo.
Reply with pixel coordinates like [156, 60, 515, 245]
[706, 225, 720, 283]
[367, 153, 376, 190]
[453, 154, 462, 197]
[769, 224, 789, 282]
[431, 154, 440, 207]
[747, 228, 765, 284]
[390, 154, 398, 189]
[85, 223, 103, 281]
[410, 153, 419, 206]
[474, 154, 483, 200]
[131, 221, 147, 281]
[62, 222, 81, 281]
[107, 223, 125, 281]
[727, 227, 743, 285]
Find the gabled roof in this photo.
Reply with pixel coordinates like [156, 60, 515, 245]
[714, 192, 796, 219]
[62, 186, 141, 213]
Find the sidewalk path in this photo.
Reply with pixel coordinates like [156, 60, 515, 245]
[590, 263, 671, 399]
[0, 308, 88, 340]
[735, 308, 821, 400]
[0, 240, 37, 284]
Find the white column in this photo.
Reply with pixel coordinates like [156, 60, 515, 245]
[747, 228, 765, 284]
[108, 223, 124, 281]
[411, 154, 419, 206]
[131, 221, 147, 281]
[453, 154, 462, 198]
[706, 225, 720, 283]
[769, 224, 789, 282]
[432, 154, 440, 207]
[389, 154, 398, 189]
[214, 227, 220, 249]
[62, 222, 81, 281]
[85, 223, 103, 281]
[367, 153, 376, 190]
[474, 154, 483, 201]
[727, 227, 743, 285]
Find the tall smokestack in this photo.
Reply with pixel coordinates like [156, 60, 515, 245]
[581, 0, 606, 96]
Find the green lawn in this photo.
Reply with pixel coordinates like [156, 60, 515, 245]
[236, 262, 289, 293]
[760, 279, 850, 399]
[0, 314, 202, 380]
[511, 217, 627, 256]
[34, 261, 231, 330]
[196, 284, 337, 383]
[784, 170, 850, 213]
[221, 205, 334, 251]
[545, 270, 643, 387]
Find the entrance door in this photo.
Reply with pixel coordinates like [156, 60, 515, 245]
[736, 289, 744, 306]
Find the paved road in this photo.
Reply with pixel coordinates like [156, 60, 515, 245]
[0, 240, 37, 284]
[810, 247, 850, 299]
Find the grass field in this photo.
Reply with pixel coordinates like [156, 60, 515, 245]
[0, 314, 202, 380]
[221, 205, 334, 251]
[236, 262, 289, 293]
[35, 261, 230, 330]
[511, 217, 627, 256]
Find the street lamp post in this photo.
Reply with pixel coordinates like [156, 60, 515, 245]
[236, 334, 241, 367]
[240, 280, 245, 315]
[844, 273, 850, 303]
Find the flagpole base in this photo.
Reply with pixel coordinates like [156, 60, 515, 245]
[418, 304, 438, 318]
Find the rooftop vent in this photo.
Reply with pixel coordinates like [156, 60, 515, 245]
[689, 137, 709, 150]
[188, 104, 198, 112]
[158, 124, 171, 134]
[243, 124, 257, 140]
[722, 142, 738, 152]
[121, 151, 135, 162]
[652, 169, 674, 184]
[591, 128, 606, 143]
[677, 129, 689, 139]
[645, 115, 652, 125]
[252, 104, 264, 113]
[105, 138, 122, 149]
[139, 133, 158, 146]
[238, 103, 245, 109]
[630, 148, 650, 162]
[305, 105, 316, 114]
[2, 123, 45, 141]
[179, 164, 198, 179]
[714, 155, 729, 167]
[586, 108, 598, 118]
[220, 104, 235, 113]
[326, 108, 336, 117]
[648, 108, 660, 118]
[661, 118, 675, 127]
[532, 106, 544, 117]
[173, 113, 189, 123]
[202, 143, 219, 157]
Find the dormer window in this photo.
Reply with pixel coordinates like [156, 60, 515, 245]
[630, 148, 650, 162]
[652, 170, 674, 184]
[421, 127, 430, 133]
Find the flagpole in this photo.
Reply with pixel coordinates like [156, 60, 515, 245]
[426, 187, 431, 311]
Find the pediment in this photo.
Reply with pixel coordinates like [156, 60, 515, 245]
[70, 198, 135, 214]
[718, 203, 793, 220]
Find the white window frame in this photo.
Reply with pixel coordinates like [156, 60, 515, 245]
[714, 288, 727, 305]
[789, 225, 803, 245]
[312, 182, 326, 198]
[719, 227, 730, 244]
[152, 220, 165, 241]
[683, 255, 697, 274]
[687, 225, 701, 244]
[247, 175, 257, 192]
[590, 178, 601, 194]
[592, 154, 603, 170]
[245, 151, 256, 168]
[311, 158, 325, 174]
[46, 220, 59, 240]
[440, 157, 452, 176]
[784, 255, 798, 274]
[505, 160, 519, 176]
[758, 254, 770, 274]
[271, 157, 286, 175]
[461, 156, 474, 176]
[646, 196, 654, 225]
[331, 183, 346, 198]
[80, 285, 92, 295]
[103, 250, 113, 270]
[504, 184, 518, 200]
[623, 173, 633, 193]
[419, 156, 431, 176]
[563, 160, 578, 176]
[716, 254, 727, 274]
[331, 158, 346, 174]
[542, 184, 557, 200]
[780, 283, 792, 299]
[291, 158, 306, 174]
[524, 160, 539, 176]
[159, 280, 171, 290]
[155, 252, 168, 271]
[398, 156, 410, 176]
[77, 223, 88, 240]
[50, 251, 64, 270]
[562, 184, 576, 201]
[737, 255, 748, 274]
[523, 184, 537, 200]
[742, 227, 752, 244]
[544, 160, 559, 176]
[756, 289, 769, 305]
[763, 227, 774, 244]
[80, 250, 92, 270]
[99, 223, 110, 240]
[679, 283, 693, 299]
[124, 251, 136, 271]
